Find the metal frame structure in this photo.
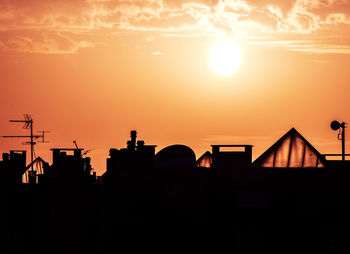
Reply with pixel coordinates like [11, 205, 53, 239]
[2, 114, 48, 174]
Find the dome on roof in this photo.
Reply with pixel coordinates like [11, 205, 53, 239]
[155, 145, 196, 168]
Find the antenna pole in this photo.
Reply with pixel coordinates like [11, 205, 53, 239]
[342, 123, 345, 161]
[30, 118, 34, 173]
[331, 120, 347, 161]
[2, 115, 49, 180]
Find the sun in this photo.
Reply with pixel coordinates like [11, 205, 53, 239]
[210, 42, 242, 76]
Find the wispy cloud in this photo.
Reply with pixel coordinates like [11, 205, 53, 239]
[246, 39, 350, 54]
[290, 43, 350, 54]
[0, 0, 349, 54]
[202, 135, 271, 143]
[152, 51, 164, 55]
[0, 31, 94, 54]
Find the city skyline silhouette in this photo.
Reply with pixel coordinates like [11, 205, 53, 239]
[1, 1, 350, 252]
[2, 128, 350, 253]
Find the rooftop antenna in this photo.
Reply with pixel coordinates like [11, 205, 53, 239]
[73, 140, 94, 156]
[331, 120, 346, 161]
[38, 130, 50, 143]
[1, 114, 49, 173]
[82, 148, 95, 156]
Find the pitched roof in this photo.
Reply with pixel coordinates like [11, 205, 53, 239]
[195, 151, 212, 168]
[24, 156, 49, 174]
[253, 128, 326, 168]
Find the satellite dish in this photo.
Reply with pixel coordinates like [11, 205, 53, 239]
[331, 120, 341, 131]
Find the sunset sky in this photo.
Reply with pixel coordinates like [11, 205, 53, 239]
[0, 0, 350, 174]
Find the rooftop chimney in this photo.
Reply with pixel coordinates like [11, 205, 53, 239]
[127, 130, 137, 151]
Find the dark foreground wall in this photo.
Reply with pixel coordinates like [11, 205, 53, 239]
[1, 166, 350, 253]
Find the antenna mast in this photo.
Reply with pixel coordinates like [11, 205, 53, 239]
[2, 114, 49, 173]
[331, 120, 346, 161]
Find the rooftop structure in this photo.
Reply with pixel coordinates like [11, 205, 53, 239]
[211, 145, 253, 168]
[49, 148, 95, 184]
[0, 150, 26, 184]
[253, 128, 326, 168]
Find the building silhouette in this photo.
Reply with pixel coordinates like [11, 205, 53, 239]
[1, 128, 350, 253]
[0, 150, 26, 184]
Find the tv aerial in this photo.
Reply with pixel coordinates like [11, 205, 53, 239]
[73, 140, 94, 156]
[1, 114, 49, 173]
[330, 120, 346, 161]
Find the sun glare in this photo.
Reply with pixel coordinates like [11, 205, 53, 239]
[210, 42, 242, 76]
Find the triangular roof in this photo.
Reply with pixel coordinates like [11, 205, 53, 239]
[253, 128, 326, 168]
[24, 157, 49, 174]
[195, 151, 212, 168]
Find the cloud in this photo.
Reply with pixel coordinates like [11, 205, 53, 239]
[0, 0, 349, 54]
[0, 31, 94, 54]
[324, 13, 350, 25]
[152, 51, 164, 55]
[202, 135, 271, 143]
[290, 43, 350, 54]
[146, 35, 155, 41]
[247, 38, 350, 54]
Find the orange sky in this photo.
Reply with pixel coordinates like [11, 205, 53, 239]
[0, 0, 350, 175]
